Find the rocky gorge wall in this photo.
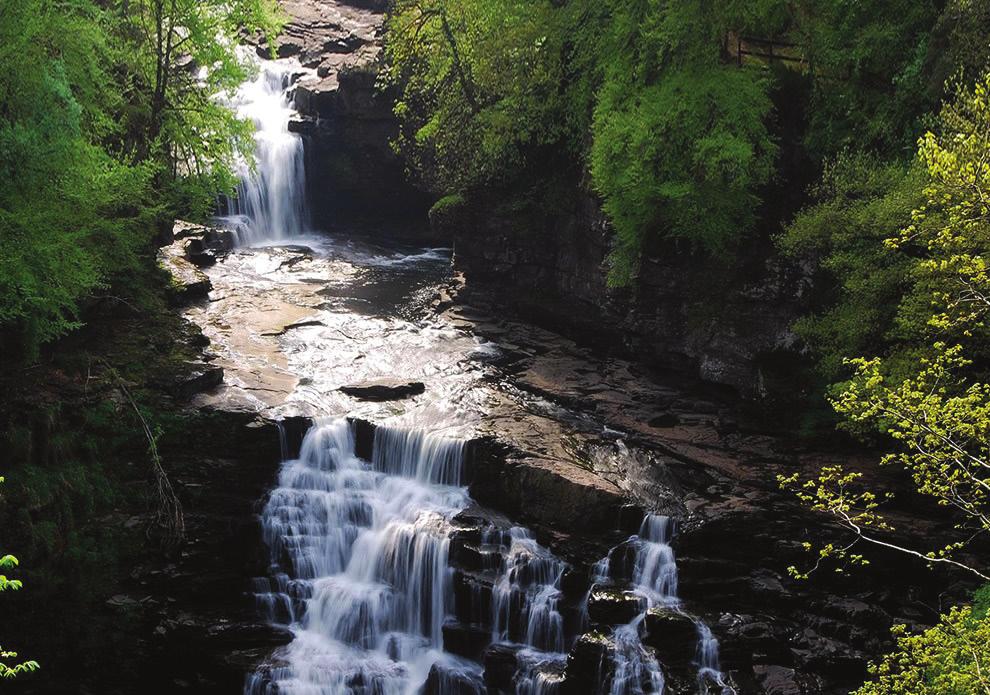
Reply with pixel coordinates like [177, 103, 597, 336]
[264, 0, 432, 228]
[135, 4, 975, 695]
[434, 188, 809, 405]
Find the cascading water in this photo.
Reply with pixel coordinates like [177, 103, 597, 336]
[246, 420, 473, 694]
[246, 419, 730, 694]
[220, 49, 310, 245]
[247, 416, 583, 695]
[491, 528, 566, 653]
[593, 514, 734, 695]
[488, 527, 570, 694]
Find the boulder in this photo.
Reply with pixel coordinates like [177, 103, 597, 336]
[442, 621, 492, 661]
[185, 238, 218, 267]
[483, 642, 522, 691]
[753, 665, 804, 695]
[172, 362, 224, 400]
[586, 589, 644, 626]
[561, 632, 614, 695]
[468, 444, 630, 538]
[159, 247, 212, 304]
[641, 607, 698, 670]
[422, 663, 486, 695]
[339, 378, 425, 401]
[451, 570, 495, 626]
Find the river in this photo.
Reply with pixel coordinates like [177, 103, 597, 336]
[198, 49, 733, 695]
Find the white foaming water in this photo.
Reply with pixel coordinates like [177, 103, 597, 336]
[594, 514, 734, 695]
[490, 527, 567, 653]
[484, 526, 569, 694]
[244, 426, 728, 694]
[220, 49, 310, 245]
[247, 420, 473, 694]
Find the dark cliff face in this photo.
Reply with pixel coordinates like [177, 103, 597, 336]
[436, 187, 810, 404]
[294, 68, 433, 228]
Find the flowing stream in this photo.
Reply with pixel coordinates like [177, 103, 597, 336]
[219, 48, 735, 695]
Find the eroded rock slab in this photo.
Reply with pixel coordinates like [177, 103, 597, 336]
[339, 378, 425, 401]
[159, 243, 212, 304]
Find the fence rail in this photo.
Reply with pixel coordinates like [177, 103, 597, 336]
[726, 33, 806, 68]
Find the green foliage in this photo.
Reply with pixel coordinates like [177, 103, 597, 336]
[386, 0, 779, 285]
[0, 552, 22, 593]
[853, 604, 990, 695]
[0, 478, 38, 680]
[386, 0, 593, 193]
[781, 154, 924, 379]
[0, 0, 156, 352]
[428, 193, 467, 229]
[0, 648, 40, 680]
[0, 0, 281, 357]
[781, 75, 990, 581]
[122, 0, 282, 216]
[592, 65, 775, 283]
[386, 0, 990, 286]
[796, 0, 943, 157]
[589, 1, 778, 283]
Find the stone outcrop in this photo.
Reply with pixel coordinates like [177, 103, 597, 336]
[158, 242, 212, 304]
[436, 187, 807, 402]
[269, 0, 432, 228]
[339, 378, 425, 400]
[641, 607, 699, 669]
[468, 449, 637, 540]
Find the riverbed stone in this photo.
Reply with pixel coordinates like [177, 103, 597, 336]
[468, 449, 629, 538]
[423, 663, 486, 695]
[641, 607, 698, 669]
[339, 378, 425, 401]
[753, 664, 805, 695]
[172, 362, 224, 400]
[483, 642, 523, 691]
[159, 244, 212, 304]
[561, 632, 614, 695]
[586, 588, 644, 626]
[442, 621, 491, 661]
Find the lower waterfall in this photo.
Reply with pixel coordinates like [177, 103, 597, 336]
[246, 420, 471, 694]
[593, 515, 734, 694]
[246, 421, 733, 694]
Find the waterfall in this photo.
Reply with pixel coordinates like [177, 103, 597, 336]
[593, 514, 734, 694]
[608, 623, 666, 695]
[483, 526, 570, 694]
[245, 423, 726, 694]
[631, 515, 679, 603]
[220, 49, 310, 245]
[247, 420, 472, 694]
[490, 528, 567, 653]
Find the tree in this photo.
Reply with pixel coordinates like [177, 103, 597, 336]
[0, 0, 282, 357]
[0, 478, 39, 680]
[0, 0, 156, 355]
[854, 602, 990, 695]
[385, 0, 590, 194]
[779, 154, 923, 381]
[589, 0, 777, 283]
[386, 0, 779, 285]
[780, 74, 990, 581]
[122, 0, 282, 217]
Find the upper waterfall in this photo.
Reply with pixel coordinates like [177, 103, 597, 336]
[220, 49, 311, 245]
